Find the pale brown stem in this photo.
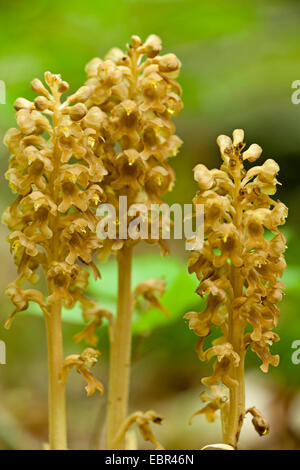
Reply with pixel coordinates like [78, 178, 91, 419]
[223, 319, 245, 447]
[106, 246, 133, 449]
[45, 299, 67, 450]
[44, 87, 67, 450]
[223, 158, 246, 448]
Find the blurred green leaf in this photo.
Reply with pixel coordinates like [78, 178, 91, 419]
[282, 266, 300, 291]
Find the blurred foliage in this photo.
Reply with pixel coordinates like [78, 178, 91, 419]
[26, 255, 200, 335]
[0, 0, 300, 449]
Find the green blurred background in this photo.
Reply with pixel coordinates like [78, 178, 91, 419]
[0, 0, 300, 450]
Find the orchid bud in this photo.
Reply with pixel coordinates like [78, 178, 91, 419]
[14, 97, 34, 111]
[193, 164, 214, 190]
[158, 53, 180, 72]
[31, 78, 50, 97]
[34, 96, 50, 111]
[69, 103, 87, 121]
[243, 143, 262, 162]
[58, 80, 69, 93]
[216, 134, 233, 156]
[131, 35, 142, 48]
[233, 129, 244, 148]
[142, 34, 162, 58]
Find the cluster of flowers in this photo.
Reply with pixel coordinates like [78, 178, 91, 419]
[3, 71, 107, 393]
[185, 129, 287, 445]
[83, 35, 183, 448]
[85, 34, 183, 257]
[3, 35, 183, 448]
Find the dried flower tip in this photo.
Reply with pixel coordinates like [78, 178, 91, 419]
[158, 53, 181, 73]
[68, 103, 87, 121]
[246, 407, 269, 436]
[189, 385, 229, 425]
[216, 134, 232, 156]
[134, 279, 168, 316]
[232, 129, 244, 148]
[74, 307, 113, 346]
[142, 34, 162, 58]
[5, 283, 47, 329]
[243, 143, 263, 162]
[193, 164, 214, 190]
[80, 347, 101, 367]
[30, 78, 50, 97]
[14, 98, 34, 111]
[189, 403, 218, 424]
[61, 348, 104, 397]
[114, 410, 164, 450]
[34, 96, 50, 111]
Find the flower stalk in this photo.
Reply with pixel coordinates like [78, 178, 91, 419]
[107, 246, 133, 449]
[85, 34, 183, 449]
[3, 72, 105, 449]
[45, 299, 67, 449]
[186, 129, 287, 448]
[45, 81, 67, 450]
[224, 155, 246, 446]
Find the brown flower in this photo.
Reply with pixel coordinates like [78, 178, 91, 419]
[85, 34, 182, 256]
[133, 279, 168, 316]
[61, 348, 104, 396]
[114, 410, 164, 450]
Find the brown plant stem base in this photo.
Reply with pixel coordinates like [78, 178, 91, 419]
[45, 300, 67, 450]
[106, 246, 133, 450]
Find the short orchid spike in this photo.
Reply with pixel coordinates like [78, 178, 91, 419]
[185, 129, 287, 449]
